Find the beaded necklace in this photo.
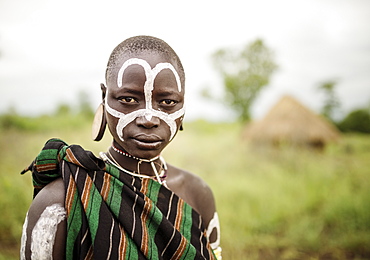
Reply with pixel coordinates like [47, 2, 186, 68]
[99, 147, 167, 186]
[112, 143, 160, 162]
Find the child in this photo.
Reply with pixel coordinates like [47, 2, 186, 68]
[21, 35, 221, 259]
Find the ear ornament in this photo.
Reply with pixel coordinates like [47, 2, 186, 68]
[91, 103, 106, 141]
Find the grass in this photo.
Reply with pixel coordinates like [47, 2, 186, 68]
[0, 115, 370, 259]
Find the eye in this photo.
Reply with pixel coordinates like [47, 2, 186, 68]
[119, 97, 138, 103]
[160, 99, 177, 106]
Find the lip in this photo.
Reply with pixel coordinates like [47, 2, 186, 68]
[132, 134, 163, 150]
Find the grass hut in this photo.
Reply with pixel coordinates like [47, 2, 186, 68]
[243, 95, 340, 149]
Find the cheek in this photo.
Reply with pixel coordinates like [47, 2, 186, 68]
[163, 117, 182, 142]
[106, 114, 120, 137]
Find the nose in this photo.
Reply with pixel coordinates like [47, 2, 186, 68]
[136, 115, 160, 129]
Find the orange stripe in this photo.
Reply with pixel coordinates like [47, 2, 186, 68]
[81, 176, 92, 210]
[36, 163, 56, 171]
[65, 175, 76, 215]
[101, 173, 111, 201]
[141, 197, 152, 256]
[140, 179, 149, 196]
[66, 148, 81, 165]
[118, 225, 126, 260]
[140, 179, 151, 256]
[208, 242, 216, 260]
[174, 199, 184, 232]
[84, 245, 93, 260]
[171, 236, 187, 260]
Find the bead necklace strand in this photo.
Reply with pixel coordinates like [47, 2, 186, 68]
[99, 150, 167, 186]
[112, 144, 160, 162]
[111, 144, 167, 183]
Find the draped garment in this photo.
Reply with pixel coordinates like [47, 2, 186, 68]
[22, 139, 216, 260]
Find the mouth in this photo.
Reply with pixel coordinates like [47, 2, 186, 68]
[131, 134, 163, 150]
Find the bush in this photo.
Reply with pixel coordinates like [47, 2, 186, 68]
[338, 109, 370, 133]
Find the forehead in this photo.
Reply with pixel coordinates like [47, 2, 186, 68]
[107, 51, 182, 89]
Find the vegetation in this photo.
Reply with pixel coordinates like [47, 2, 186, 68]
[318, 80, 341, 123]
[211, 39, 278, 122]
[317, 80, 370, 134]
[1, 113, 370, 259]
[338, 109, 370, 134]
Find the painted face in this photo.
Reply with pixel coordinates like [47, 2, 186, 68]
[105, 53, 185, 159]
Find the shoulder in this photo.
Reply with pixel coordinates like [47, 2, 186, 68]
[166, 164, 216, 227]
[22, 178, 66, 259]
[28, 178, 66, 224]
[166, 166, 221, 250]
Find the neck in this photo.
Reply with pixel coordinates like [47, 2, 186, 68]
[112, 143, 160, 162]
[108, 144, 161, 177]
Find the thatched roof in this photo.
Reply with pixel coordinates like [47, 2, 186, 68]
[243, 95, 340, 147]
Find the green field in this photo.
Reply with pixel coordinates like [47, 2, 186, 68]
[1, 114, 369, 259]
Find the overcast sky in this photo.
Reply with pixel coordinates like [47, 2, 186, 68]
[1, 0, 369, 121]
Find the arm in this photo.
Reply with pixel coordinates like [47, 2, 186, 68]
[21, 178, 66, 260]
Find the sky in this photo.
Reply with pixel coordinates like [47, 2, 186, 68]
[1, 0, 369, 121]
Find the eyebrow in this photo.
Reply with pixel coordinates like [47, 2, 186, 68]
[117, 87, 144, 96]
[155, 90, 182, 98]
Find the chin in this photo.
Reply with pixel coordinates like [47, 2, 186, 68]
[134, 149, 162, 160]
[125, 145, 165, 160]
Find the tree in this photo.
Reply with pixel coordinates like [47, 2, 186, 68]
[338, 108, 370, 133]
[212, 39, 277, 121]
[318, 80, 340, 122]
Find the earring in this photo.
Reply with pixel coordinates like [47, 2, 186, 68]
[91, 103, 107, 141]
[179, 116, 184, 131]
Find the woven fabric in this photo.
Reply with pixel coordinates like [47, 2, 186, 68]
[22, 139, 216, 260]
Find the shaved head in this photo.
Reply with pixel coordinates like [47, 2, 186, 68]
[105, 36, 185, 86]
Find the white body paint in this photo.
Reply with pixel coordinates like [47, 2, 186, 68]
[207, 212, 221, 250]
[31, 204, 66, 260]
[105, 58, 185, 142]
[20, 212, 29, 260]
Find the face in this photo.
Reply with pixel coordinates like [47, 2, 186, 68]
[104, 52, 185, 159]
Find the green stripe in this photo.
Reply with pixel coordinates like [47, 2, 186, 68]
[85, 181, 102, 244]
[179, 242, 196, 260]
[146, 206, 162, 258]
[106, 164, 121, 179]
[37, 149, 59, 164]
[178, 202, 196, 260]
[66, 188, 83, 260]
[35, 159, 58, 167]
[145, 180, 163, 259]
[105, 166, 139, 259]
[125, 235, 139, 260]
[58, 146, 68, 160]
[145, 179, 161, 204]
[107, 176, 123, 218]
[181, 203, 193, 241]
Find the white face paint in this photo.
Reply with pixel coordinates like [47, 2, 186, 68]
[31, 204, 66, 260]
[20, 212, 29, 260]
[105, 58, 185, 142]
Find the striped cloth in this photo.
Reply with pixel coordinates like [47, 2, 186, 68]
[22, 139, 216, 260]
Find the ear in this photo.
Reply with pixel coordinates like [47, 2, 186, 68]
[100, 83, 107, 102]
